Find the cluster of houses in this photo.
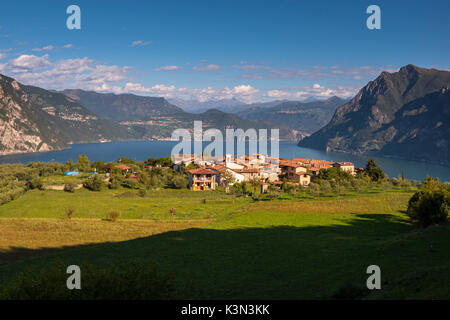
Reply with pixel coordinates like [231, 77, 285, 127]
[172, 153, 362, 191]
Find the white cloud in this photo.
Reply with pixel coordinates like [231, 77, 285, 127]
[8, 54, 51, 73]
[131, 40, 152, 47]
[192, 64, 220, 71]
[63, 44, 74, 49]
[265, 84, 356, 100]
[155, 65, 180, 71]
[0, 53, 5, 60]
[121, 83, 259, 103]
[32, 45, 54, 52]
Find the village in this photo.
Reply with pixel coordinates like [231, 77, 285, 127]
[171, 153, 363, 191]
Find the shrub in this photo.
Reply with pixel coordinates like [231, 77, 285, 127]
[83, 175, 105, 191]
[171, 175, 188, 189]
[66, 207, 74, 220]
[108, 211, 121, 222]
[64, 182, 77, 193]
[407, 186, 449, 228]
[109, 177, 121, 190]
[319, 180, 332, 194]
[137, 189, 147, 197]
[351, 179, 365, 192]
[27, 177, 44, 190]
[169, 207, 176, 219]
[308, 182, 321, 196]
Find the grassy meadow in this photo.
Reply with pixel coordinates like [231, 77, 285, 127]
[0, 174, 448, 299]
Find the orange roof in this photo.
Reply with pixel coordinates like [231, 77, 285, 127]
[234, 168, 260, 173]
[212, 164, 226, 171]
[279, 160, 304, 168]
[115, 164, 131, 170]
[188, 168, 218, 175]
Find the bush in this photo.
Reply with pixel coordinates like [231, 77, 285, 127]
[108, 211, 121, 222]
[109, 176, 122, 190]
[66, 207, 74, 220]
[27, 177, 44, 190]
[0, 262, 189, 300]
[171, 175, 188, 189]
[64, 182, 77, 193]
[83, 175, 105, 191]
[407, 187, 449, 228]
[308, 182, 321, 196]
[137, 189, 147, 197]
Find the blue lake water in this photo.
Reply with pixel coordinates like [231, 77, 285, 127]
[0, 140, 449, 182]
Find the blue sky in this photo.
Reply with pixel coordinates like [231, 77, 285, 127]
[0, 0, 449, 102]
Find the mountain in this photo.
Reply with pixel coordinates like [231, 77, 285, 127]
[298, 65, 450, 165]
[238, 96, 346, 134]
[167, 98, 290, 114]
[116, 108, 300, 141]
[0, 75, 137, 155]
[167, 98, 245, 113]
[63, 89, 183, 121]
[61, 90, 301, 141]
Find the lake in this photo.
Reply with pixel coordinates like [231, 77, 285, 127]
[0, 140, 449, 182]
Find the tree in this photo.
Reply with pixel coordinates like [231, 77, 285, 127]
[248, 177, 262, 196]
[76, 154, 90, 172]
[65, 159, 76, 171]
[219, 170, 235, 193]
[365, 158, 385, 182]
[407, 180, 449, 228]
[83, 174, 105, 191]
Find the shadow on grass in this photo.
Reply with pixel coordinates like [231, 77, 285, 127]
[1, 213, 448, 299]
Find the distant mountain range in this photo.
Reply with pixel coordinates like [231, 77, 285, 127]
[63, 89, 183, 121]
[0, 75, 137, 155]
[0, 77, 301, 155]
[64, 90, 300, 141]
[3, 64, 447, 163]
[237, 97, 346, 134]
[298, 65, 450, 165]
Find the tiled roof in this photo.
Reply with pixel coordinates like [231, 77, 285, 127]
[187, 168, 218, 175]
[115, 164, 131, 170]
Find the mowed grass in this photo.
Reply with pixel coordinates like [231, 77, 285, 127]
[0, 218, 209, 264]
[0, 188, 251, 220]
[0, 189, 449, 299]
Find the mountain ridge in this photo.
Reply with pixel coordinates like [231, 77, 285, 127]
[298, 65, 450, 165]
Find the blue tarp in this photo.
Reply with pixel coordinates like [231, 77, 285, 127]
[64, 171, 79, 176]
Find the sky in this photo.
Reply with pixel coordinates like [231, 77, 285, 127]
[0, 0, 449, 103]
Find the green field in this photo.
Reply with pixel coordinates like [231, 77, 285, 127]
[0, 184, 449, 299]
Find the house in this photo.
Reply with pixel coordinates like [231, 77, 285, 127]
[233, 168, 260, 181]
[188, 168, 218, 190]
[332, 162, 355, 175]
[114, 164, 132, 175]
[296, 172, 311, 186]
[212, 164, 245, 185]
[279, 160, 307, 180]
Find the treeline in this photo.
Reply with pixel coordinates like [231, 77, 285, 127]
[0, 162, 66, 204]
[76, 155, 186, 192]
[0, 155, 184, 204]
